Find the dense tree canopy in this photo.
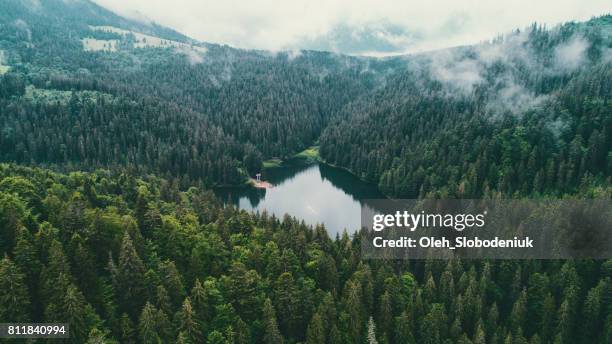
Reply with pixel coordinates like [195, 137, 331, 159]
[0, 164, 609, 343]
[0, 1, 610, 343]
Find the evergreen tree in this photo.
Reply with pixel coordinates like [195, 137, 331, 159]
[113, 231, 146, 318]
[262, 298, 284, 344]
[174, 297, 202, 344]
[306, 312, 325, 344]
[367, 316, 379, 344]
[139, 302, 162, 344]
[0, 256, 30, 322]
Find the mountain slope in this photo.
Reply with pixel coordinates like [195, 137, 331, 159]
[0, 0, 397, 186]
[320, 18, 612, 197]
[0, 0, 609, 196]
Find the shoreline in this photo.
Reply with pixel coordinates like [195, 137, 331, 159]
[251, 178, 273, 189]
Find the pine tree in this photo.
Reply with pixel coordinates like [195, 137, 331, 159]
[86, 328, 114, 344]
[262, 298, 284, 344]
[394, 311, 416, 344]
[473, 320, 486, 344]
[0, 256, 30, 322]
[175, 297, 202, 344]
[306, 312, 325, 344]
[420, 304, 447, 344]
[40, 240, 72, 306]
[344, 280, 364, 343]
[378, 291, 393, 341]
[234, 317, 251, 344]
[581, 281, 604, 341]
[226, 262, 261, 321]
[45, 282, 99, 344]
[206, 330, 225, 344]
[12, 226, 40, 292]
[156, 284, 173, 316]
[119, 313, 136, 344]
[0, 192, 28, 254]
[367, 316, 379, 344]
[159, 260, 186, 310]
[190, 278, 209, 333]
[139, 302, 162, 344]
[510, 289, 527, 334]
[274, 272, 300, 337]
[114, 231, 146, 318]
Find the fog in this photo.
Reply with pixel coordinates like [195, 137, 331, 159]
[417, 27, 610, 117]
[93, 0, 610, 55]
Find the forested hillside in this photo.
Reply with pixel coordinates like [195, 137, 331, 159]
[320, 19, 612, 198]
[0, 164, 610, 343]
[0, 1, 609, 194]
[0, 0, 397, 186]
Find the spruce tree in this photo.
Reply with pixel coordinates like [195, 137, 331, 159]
[114, 231, 146, 318]
[139, 302, 162, 344]
[262, 298, 283, 344]
[306, 312, 325, 344]
[0, 256, 30, 322]
[175, 297, 202, 344]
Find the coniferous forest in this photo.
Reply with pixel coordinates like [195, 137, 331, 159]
[0, 0, 610, 343]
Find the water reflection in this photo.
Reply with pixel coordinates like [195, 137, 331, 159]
[215, 162, 386, 236]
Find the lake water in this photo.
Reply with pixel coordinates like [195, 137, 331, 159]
[215, 162, 385, 236]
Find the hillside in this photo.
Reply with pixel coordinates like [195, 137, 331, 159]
[0, 1, 609, 196]
[320, 20, 612, 197]
[0, 0, 400, 187]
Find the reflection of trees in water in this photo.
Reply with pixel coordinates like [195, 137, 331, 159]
[215, 187, 266, 208]
[244, 188, 266, 208]
[216, 161, 388, 212]
[217, 161, 312, 207]
[318, 163, 386, 210]
[264, 160, 312, 184]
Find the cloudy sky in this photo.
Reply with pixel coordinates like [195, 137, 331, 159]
[93, 0, 611, 55]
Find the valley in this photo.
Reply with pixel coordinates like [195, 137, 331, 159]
[0, 1, 609, 343]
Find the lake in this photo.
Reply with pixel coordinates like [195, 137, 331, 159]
[215, 162, 385, 236]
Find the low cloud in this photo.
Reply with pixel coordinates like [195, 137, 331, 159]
[421, 27, 598, 116]
[13, 19, 32, 42]
[485, 76, 549, 116]
[93, 0, 611, 55]
[554, 35, 589, 71]
[175, 46, 206, 65]
[429, 51, 483, 92]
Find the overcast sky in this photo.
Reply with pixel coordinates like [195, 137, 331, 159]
[93, 0, 611, 55]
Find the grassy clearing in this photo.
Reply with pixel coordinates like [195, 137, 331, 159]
[82, 38, 118, 52]
[24, 85, 113, 104]
[24, 85, 73, 103]
[294, 146, 320, 161]
[89, 26, 207, 53]
[263, 158, 283, 168]
[260, 146, 319, 171]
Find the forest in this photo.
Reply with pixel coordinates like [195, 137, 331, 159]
[0, 0, 610, 343]
[0, 164, 610, 343]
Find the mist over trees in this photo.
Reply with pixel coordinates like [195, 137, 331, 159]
[320, 20, 612, 198]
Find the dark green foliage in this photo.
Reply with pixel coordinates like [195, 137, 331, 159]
[0, 164, 606, 342]
[0, 0, 396, 187]
[263, 298, 284, 344]
[0, 256, 30, 322]
[0, 1, 609, 343]
[319, 22, 612, 198]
